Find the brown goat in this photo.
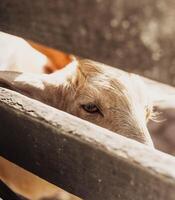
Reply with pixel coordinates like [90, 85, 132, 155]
[0, 32, 154, 200]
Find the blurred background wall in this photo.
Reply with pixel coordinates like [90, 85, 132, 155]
[1, 0, 175, 86]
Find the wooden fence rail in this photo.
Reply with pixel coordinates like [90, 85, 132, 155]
[1, 1, 175, 199]
[0, 87, 175, 200]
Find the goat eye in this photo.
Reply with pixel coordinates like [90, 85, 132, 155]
[81, 103, 99, 114]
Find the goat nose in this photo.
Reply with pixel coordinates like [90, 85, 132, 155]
[120, 127, 154, 147]
[124, 121, 154, 147]
[137, 127, 154, 148]
[142, 134, 154, 147]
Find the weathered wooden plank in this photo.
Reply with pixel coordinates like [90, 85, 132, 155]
[0, 87, 175, 200]
[1, 0, 175, 85]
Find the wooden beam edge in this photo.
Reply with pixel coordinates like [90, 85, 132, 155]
[0, 87, 175, 200]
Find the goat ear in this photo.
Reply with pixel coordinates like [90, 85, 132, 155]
[0, 60, 80, 101]
[0, 71, 46, 99]
[46, 58, 82, 87]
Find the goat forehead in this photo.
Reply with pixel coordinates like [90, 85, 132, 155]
[88, 75, 148, 114]
[82, 76, 128, 107]
[79, 63, 149, 109]
[89, 74, 132, 97]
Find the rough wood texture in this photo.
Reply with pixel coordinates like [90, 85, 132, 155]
[0, 87, 175, 200]
[1, 0, 175, 85]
